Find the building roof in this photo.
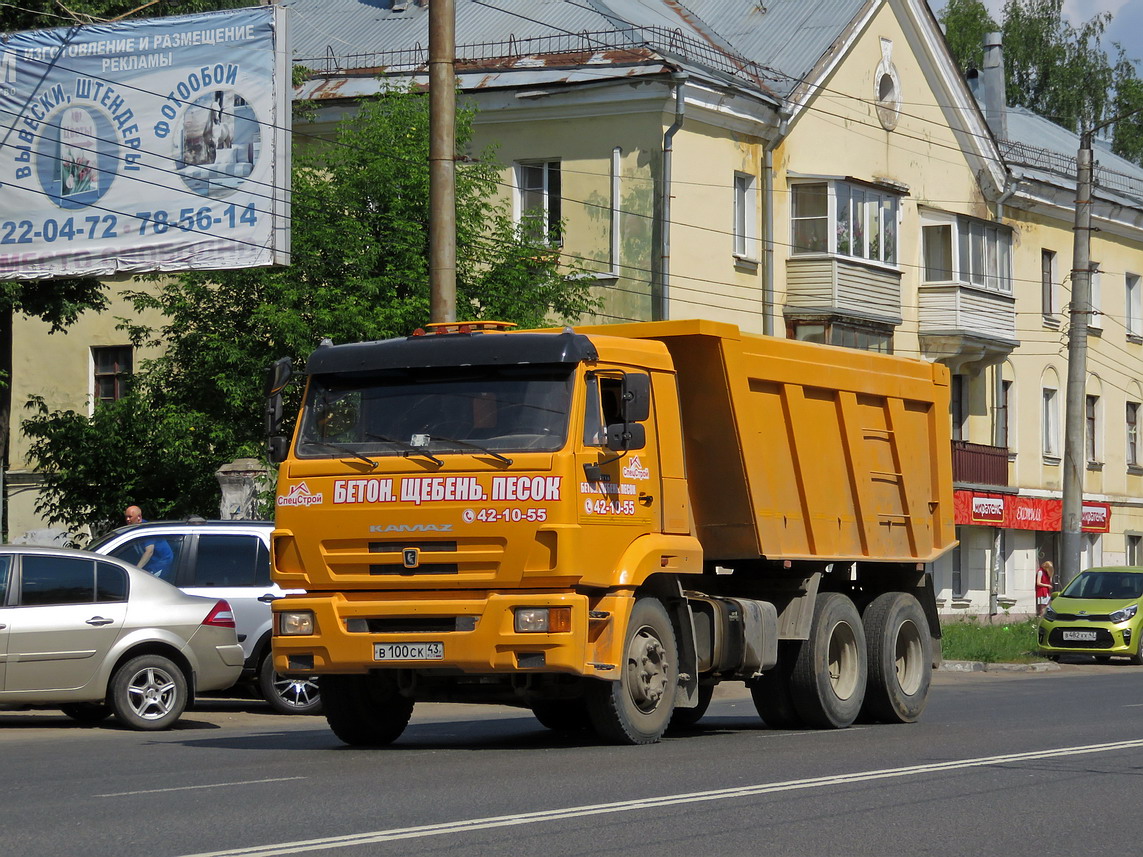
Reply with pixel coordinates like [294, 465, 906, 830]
[285, 0, 868, 98]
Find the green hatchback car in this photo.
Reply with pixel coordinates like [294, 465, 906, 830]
[1037, 566, 1143, 663]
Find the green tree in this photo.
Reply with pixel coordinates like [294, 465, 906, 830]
[941, 0, 1142, 154]
[23, 88, 598, 538]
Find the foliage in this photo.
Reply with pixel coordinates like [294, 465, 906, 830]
[940, 618, 1042, 663]
[941, 0, 1143, 161]
[25, 86, 599, 533]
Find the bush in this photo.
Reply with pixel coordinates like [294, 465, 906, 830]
[941, 618, 1042, 663]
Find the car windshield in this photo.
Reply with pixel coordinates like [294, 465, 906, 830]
[296, 364, 573, 458]
[1060, 571, 1143, 600]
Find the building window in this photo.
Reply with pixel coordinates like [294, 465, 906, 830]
[1128, 534, 1142, 566]
[517, 160, 561, 244]
[787, 317, 893, 353]
[1042, 387, 1059, 458]
[996, 378, 1013, 449]
[93, 346, 132, 404]
[791, 180, 898, 264]
[951, 374, 968, 442]
[1128, 402, 1140, 466]
[1127, 273, 1142, 336]
[921, 215, 1011, 293]
[1042, 250, 1057, 316]
[1082, 533, 1102, 570]
[733, 172, 758, 259]
[1086, 394, 1100, 463]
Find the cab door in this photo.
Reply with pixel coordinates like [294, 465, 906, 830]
[4, 555, 128, 693]
[574, 370, 661, 586]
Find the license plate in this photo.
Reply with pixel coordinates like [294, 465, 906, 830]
[374, 641, 444, 661]
[1061, 630, 1098, 642]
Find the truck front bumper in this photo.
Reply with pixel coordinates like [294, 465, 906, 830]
[272, 589, 619, 678]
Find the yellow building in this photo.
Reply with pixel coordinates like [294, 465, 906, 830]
[8, 0, 1143, 622]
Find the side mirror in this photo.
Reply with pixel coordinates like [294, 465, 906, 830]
[267, 435, 290, 464]
[621, 373, 650, 423]
[604, 421, 646, 452]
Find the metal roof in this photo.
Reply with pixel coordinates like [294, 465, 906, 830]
[284, 0, 867, 97]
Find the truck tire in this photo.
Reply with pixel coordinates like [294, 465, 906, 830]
[748, 642, 803, 729]
[586, 597, 677, 745]
[668, 683, 714, 730]
[321, 674, 414, 747]
[789, 592, 867, 729]
[531, 698, 590, 732]
[861, 592, 932, 723]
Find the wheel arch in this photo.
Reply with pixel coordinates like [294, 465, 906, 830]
[105, 642, 196, 702]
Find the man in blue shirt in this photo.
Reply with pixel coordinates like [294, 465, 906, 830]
[123, 505, 174, 579]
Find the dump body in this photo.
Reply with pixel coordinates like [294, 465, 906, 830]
[269, 319, 956, 745]
[581, 319, 955, 564]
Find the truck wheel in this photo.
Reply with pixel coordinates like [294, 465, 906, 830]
[789, 592, 867, 729]
[109, 654, 188, 731]
[321, 674, 413, 747]
[748, 642, 803, 729]
[531, 698, 590, 732]
[258, 653, 323, 715]
[668, 683, 714, 730]
[586, 597, 678, 745]
[860, 592, 932, 723]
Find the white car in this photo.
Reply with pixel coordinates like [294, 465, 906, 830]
[89, 519, 321, 714]
[0, 545, 243, 730]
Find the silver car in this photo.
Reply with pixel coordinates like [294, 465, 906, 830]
[89, 520, 321, 714]
[0, 545, 244, 730]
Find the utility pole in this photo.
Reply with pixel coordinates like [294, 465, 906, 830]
[428, 0, 456, 323]
[1060, 131, 1094, 588]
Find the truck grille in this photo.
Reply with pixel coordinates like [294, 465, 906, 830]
[369, 563, 458, 575]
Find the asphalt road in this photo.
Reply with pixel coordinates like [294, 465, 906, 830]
[3, 661, 1142, 857]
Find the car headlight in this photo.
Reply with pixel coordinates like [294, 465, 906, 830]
[1043, 604, 1057, 621]
[278, 610, 315, 635]
[1109, 604, 1139, 624]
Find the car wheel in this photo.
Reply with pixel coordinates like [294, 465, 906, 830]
[1131, 644, 1143, 666]
[258, 653, 322, 715]
[60, 702, 113, 725]
[109, 654, 188, 731]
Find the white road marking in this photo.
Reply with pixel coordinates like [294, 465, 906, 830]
[98, 777, 306, 798]
[177, 738, 1143, 857]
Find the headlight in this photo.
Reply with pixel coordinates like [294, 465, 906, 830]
[514, 606, 572, 633]
[278, 610, 315, 635]
[1109, 604, 1139, 624]
[1043, 604, 1057, 621]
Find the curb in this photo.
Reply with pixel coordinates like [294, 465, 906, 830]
[939, 659, 1061, 673]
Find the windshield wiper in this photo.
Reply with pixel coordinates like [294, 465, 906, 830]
[308, 441, 378, 470]
[427, 435, 513, 466]
[364, 433, 443, 467]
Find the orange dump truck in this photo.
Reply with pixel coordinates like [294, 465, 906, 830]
[266, 319, 954, 745]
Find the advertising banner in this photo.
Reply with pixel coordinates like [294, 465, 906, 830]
[0, 6, 289, 279]
[954, 490, 1112, 533]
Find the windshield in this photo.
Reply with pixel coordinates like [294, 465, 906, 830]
[297, 365, 573, 458]
[1060, 571, 1143, 600]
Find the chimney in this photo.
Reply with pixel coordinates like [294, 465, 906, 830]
[981, 32, 1007, 141]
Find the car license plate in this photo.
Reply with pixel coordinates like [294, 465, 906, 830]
[1061, 630, 1098, 642]
[374, 641, 444, 661]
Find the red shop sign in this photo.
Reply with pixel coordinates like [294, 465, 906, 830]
[954, 491, 1111, 533]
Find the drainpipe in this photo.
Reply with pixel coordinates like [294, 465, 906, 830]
[658, 72, 687, 321]
[762, 107, 790, 337]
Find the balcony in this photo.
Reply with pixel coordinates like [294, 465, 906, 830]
[952, 440, 1009, 487]
[918, 281, 1018, 375]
